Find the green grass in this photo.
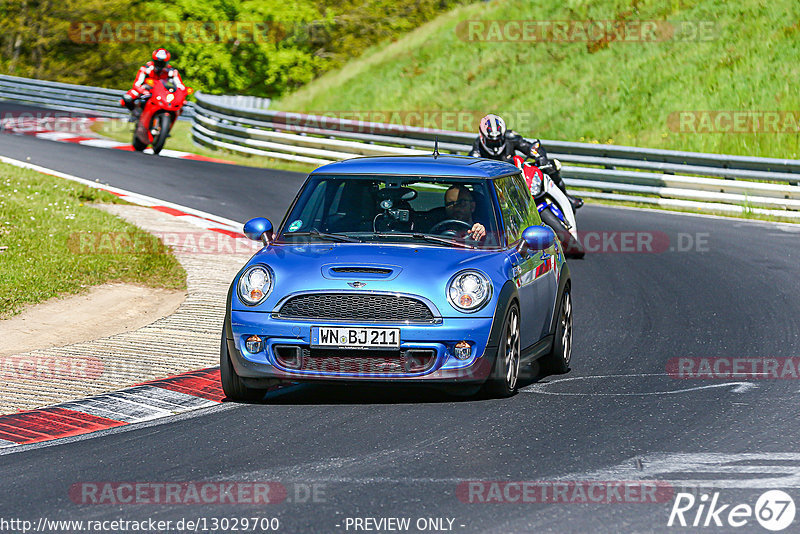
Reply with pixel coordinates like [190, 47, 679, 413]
[0, 163, 186, 318]
[275, 0, 800, 160]
[91, 120, 317, 174]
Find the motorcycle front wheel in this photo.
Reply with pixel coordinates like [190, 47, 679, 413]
[151, 113, 172, 155]
[540, 207, 585, 258]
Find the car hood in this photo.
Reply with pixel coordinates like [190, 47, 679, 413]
[231, 243, 513, 317]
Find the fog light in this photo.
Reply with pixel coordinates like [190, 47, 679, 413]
[245, 335, 263, 353]
[454, 341, 471, 360]
[275, 346, 303, 369]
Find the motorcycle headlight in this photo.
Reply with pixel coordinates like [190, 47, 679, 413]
[529, 175, 543, 197]
[448, 270, 492, 313]
[238, 265, 273, 306]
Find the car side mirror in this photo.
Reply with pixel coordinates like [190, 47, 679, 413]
[517, 225, 555, 254]
[243, 217, 273, 245]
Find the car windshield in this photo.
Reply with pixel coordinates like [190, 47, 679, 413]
[277, 175, 502, 248]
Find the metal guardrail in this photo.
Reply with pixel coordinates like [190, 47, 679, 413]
[2, 76, 799, 219]
[0, 74, 195, 119]
[191, 92, 800, 219]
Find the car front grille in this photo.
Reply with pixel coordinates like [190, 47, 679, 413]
[274, 346, 436, 375]
[276, 293, 435, 322]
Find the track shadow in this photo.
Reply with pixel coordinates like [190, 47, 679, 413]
[232, 361, 572, 406]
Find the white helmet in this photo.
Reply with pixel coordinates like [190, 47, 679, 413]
[479, 114, 507, 156]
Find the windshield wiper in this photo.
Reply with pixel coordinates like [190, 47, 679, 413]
[372, 232, 475, 249]
[282, 230, 362, 243]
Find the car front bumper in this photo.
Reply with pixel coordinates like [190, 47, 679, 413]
[227, 310, 498, 385]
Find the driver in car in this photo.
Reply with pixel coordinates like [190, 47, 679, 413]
[442, 184, 486, 241]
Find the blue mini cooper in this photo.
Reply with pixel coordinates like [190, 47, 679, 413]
[221, 155, 572, 399]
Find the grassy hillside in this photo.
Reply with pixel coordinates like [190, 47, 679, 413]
[276, 0, 800, 158]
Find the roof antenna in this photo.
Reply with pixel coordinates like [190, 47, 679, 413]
[433, 136, 439, 159]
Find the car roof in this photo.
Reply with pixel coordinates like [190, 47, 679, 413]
[309, 155, 520, 179]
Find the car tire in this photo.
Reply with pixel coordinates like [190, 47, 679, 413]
[540, 287, 572, 375]
[483, 302, 521, 398]
[540, 208, 584, 258]
[220, 328, 266, 402]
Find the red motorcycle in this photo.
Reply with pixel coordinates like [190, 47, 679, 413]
[132, 77, 191, 154]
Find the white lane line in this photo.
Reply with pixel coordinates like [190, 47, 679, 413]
[0, 155, 244, 231]
[519, 373, 757, 396]
[32, 131, 80, 141]
[77, 138, 127, 148]
[156, 148, 194, 158]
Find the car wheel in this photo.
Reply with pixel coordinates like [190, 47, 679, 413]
[484, 302, 521, 398]
[220, 328, 266, 402]
[540, 288, 572, 374]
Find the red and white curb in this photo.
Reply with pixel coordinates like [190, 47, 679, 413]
[0, 156, 263, 448]
[0, 154, 246, 238]
[1, 116, 235, 164]
[0, 368, 224, 448]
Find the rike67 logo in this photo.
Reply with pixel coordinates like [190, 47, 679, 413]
[668, 490, 796, 531]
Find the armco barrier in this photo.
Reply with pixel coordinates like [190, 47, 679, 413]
[2, 76, 799, 219]
[191, 92, 800, 218]
[0, 74, 194, 119]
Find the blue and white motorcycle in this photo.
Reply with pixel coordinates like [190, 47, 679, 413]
[515, 155, 585, 258]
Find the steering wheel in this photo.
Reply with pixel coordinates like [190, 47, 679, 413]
[429, 219, 473, 237]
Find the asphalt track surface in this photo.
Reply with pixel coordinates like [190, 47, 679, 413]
[2, 117, 800, 533]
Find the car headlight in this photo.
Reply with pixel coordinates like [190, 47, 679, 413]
[448, 270, 492, 313]
[238, 265, 273, 306]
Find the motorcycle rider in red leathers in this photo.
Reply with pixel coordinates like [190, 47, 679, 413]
[469, 114, 583, 210]
[120, 48, 185, 122]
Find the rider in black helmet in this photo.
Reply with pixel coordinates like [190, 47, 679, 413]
[469, 114, 583, 210]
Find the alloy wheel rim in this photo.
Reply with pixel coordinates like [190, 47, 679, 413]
[151, 116, 161, 136]
[505, 309, 520, 390]
[561, 293, 572, 366]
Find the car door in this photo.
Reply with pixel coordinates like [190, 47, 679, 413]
[494, 173, 557, 347]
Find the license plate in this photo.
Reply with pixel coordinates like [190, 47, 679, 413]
[311, 327, 400, 349]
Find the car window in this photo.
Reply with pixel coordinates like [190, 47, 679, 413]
[494, 173, 543, 245]
[279, 175, 502, 248]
